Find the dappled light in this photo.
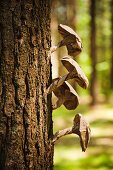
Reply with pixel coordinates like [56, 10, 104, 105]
[53, 103, 113, 169]
[0, 0, 113, 169]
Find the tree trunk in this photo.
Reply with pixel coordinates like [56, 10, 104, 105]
[90, 0, 97, 105]
[111, 0, 113, 88]
[0, 0, 53, 169]
[67, 0, 77, 30]
[67, 0, 77, 90]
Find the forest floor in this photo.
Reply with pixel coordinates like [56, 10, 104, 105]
[53, 100, 113, 170]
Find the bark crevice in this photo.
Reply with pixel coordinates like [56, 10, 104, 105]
[23, 107, 30, 169]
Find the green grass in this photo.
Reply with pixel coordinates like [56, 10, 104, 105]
[54, 154, 113, 170]
[53, 103, 113, 170]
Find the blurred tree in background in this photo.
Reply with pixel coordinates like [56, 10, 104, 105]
[51, 0, 113, 169]
[111, 0, 113, 89]
[90, 0, 97, 105]
[51, 0, 113, 104]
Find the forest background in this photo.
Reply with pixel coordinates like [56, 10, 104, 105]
[51, 0, 113, 169]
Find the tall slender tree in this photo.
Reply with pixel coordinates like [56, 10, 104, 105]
[67, 0, 77, 90]
[67, 0, 77, 30]
[111, 0, 113, 88]
[90, 0, 97, 105]
[0, 0, 53, 169]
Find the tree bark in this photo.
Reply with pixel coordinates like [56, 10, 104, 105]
[0, 0, 53, 169]
[111, 0, 113, 88]
[90, 0, 97, 105]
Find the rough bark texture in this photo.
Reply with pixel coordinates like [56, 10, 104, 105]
[90, 0, 97, 105]
[0, 0, 53, 169]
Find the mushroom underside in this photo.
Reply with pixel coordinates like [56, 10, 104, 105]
[64, 99, 78, 110]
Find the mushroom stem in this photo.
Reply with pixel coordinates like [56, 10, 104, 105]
[52, 127, 73, 143]
[47, 43, 60, 61]
[50, 45, 58, 54]
[48, 38, 68, 61]
[47, 77, 61, 94]
[50, 38, 68, 54]
[52, 113, 91, 152]
[47, 73, 79, 95]
[56, 73, 79, 88]
[52, 97, 65, 110]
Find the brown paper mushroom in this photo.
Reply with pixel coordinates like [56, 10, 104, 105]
[47, 56, 89, 94]
[72, 113, 91, 152]
[60, 56, 89, 89]
[49, 24, 82, 58]
[52, 113, 91, 152]
[52, 78, 80, 110]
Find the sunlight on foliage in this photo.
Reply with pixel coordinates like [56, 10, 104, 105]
[53, 104, 113, 170]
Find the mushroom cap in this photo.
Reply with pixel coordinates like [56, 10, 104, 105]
[61, 56, 89, 89]
[52, 78, 80, 110]
[58, 24, 82, 57]
[72, 113, 91, 152]
[58, 24, 81, 42]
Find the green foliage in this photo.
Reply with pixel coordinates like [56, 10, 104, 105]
[52, 0, 113, 98]
[53, 104, 113, 170]
[52, 1, 113, 169]
[54, 154, 113, 170]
